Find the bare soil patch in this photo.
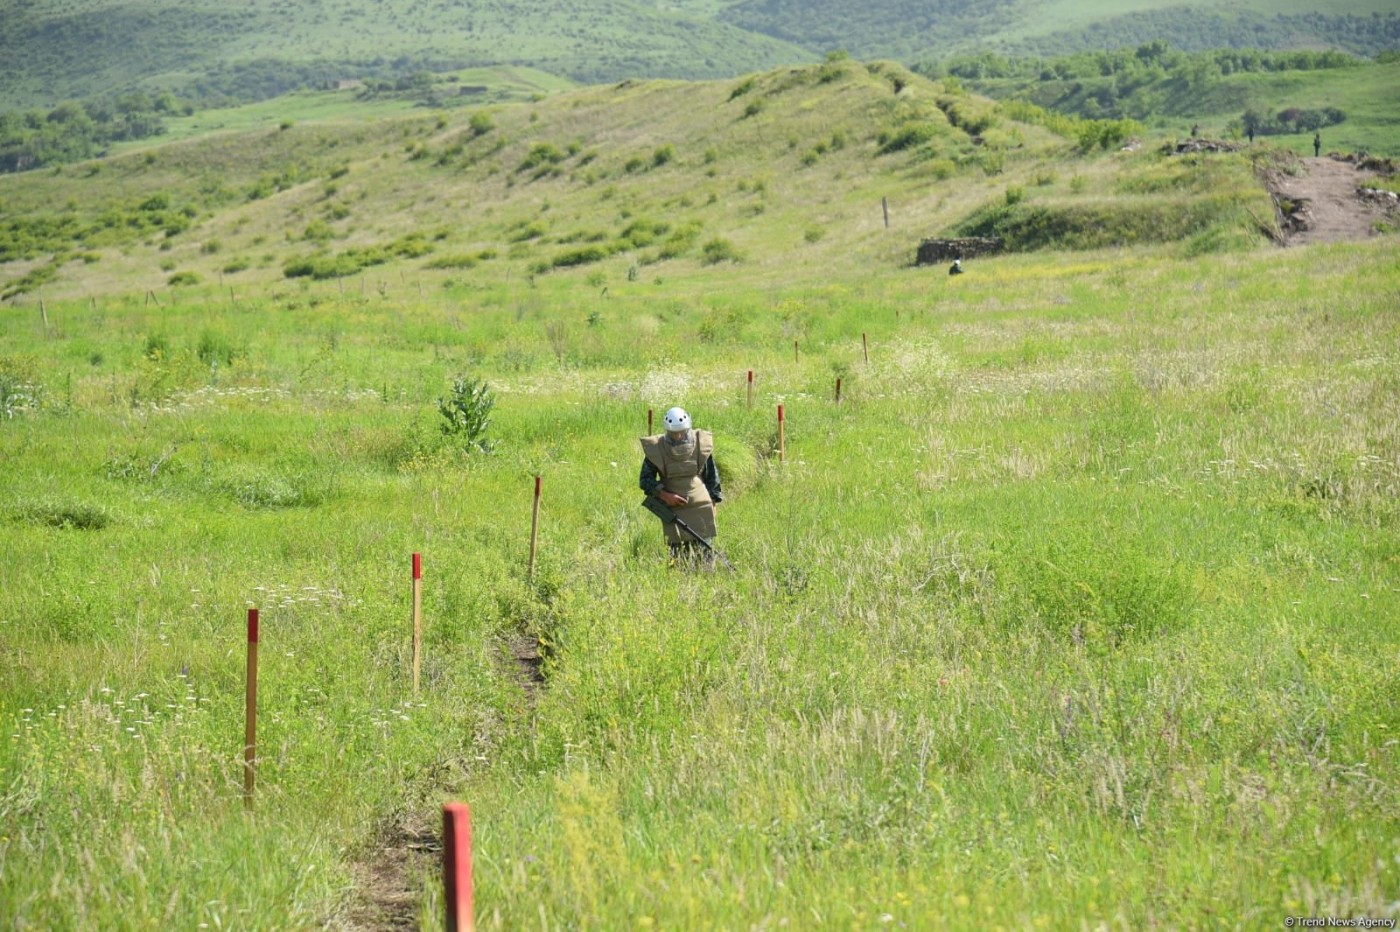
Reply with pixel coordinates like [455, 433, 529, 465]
[1266, 156, 1396, 246]
[345, 817, 438, 931]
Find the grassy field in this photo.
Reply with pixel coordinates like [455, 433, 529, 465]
[2, 63, 1399, 929]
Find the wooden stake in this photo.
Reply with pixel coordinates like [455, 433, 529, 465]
[647, 408, 653, 435]
[244, 608, 259, 811]
[527, 476, 542, 580]
[835, 377, 842, 404]
[882, 196, 890, 229]
[793, 340, 799, 364]
[862, 332, 869, 364]
[90, 296, 97, 312]
[746, 370, 754, 409]
[418, 280, 424, 297]
[778, 405, 786, 463]
[443, 802, 475, 932]
[412, 553, 423, 696]
[39, 298, 49, 337]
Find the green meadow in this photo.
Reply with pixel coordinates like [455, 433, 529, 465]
[2, 61, 1399, 928]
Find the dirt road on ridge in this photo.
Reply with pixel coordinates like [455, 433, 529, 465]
[1269, 156, 1394, 246]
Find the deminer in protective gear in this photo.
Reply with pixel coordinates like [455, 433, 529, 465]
[639, 406, 723, 565]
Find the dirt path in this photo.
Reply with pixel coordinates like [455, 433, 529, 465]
[345, 820, 438, 930]
[1270, 157, 1393, 246]
[343, 637, 544, 929]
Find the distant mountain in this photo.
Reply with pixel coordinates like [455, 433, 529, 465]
[0, 0, 1395, 111]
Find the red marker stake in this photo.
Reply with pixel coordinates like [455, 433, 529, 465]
[647, 408, 653, 435]
[778, 404, 786, 463]
[244, 608, 259, 811]
[528, 476, 542, 581]
[747, 369, 754, 410]
[412, 553, 423, 696]
[443, 802, 475, 932]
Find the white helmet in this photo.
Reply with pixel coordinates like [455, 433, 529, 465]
[662, 407, 691, 432]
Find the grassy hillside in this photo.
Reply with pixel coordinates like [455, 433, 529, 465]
[102, 67, 579, 155]
[723, 0, 1400, 64]
[0, 0, 812, 110]
[2, 0, 1397, 112]
[1, 68, 1397, 927]
[0, 61, 1289, 309]
[960, 55, 1400, 157]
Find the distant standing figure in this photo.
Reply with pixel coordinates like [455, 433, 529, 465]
[949, 258, 963, 276]
[1314, 133, 1322, 157]
[1191, 124, 1200, 137]
[1247, 125, 1255, 144]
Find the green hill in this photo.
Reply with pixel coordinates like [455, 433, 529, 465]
[2, 0, 1397, 112]
[0, 0, 813, 110]
[723, 0, 1400, 63]
[0, 60, 1291, 305]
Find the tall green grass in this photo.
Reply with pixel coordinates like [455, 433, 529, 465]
[2, 235, 1398, 926]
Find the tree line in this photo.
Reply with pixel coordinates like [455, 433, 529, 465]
[926, 43, 1364, 83]
[916, 43, 1375, 128]
[0, 94, 191, 174]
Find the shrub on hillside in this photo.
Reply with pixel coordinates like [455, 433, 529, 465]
[469, 112, 494, 136]
[425, 254, 478, 270]
[701, 238, 743, 265]
[550, 245, 612, 269]
[519, 143, 565, 172]
[438, 377, 495, 454]
[618, 219, 670, 249]
[877, 124, 937, 154]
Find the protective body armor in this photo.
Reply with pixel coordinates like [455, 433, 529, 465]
[640, 429, 716, 544]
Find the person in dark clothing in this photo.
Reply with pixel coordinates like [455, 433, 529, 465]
[949, 258, 964, 276]
[639, 407, 723, 564]
[1314, 133, 1322, 157]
